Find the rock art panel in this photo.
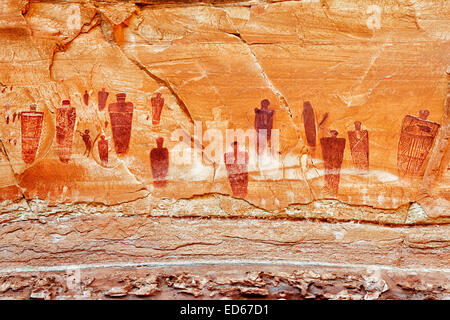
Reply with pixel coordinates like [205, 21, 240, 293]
[0, 0, 448, 300]
[0, 0, 447, 220]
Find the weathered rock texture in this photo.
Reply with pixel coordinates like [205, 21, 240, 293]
[0, 0, 449, 299]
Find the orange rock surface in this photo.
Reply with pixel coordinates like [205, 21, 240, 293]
[0, 0, 449, 299]
[0, 0, 448, 220]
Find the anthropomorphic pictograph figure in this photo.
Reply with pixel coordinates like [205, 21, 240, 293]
[56, 100, 76, 163]
[254, 99, 275, 154]
[78, 129, 100, 157]
[98, 88, 109, 111]
[20, 104, 43, 164]
[108, 93, 134, 155]
[397, 109, 440, 177]
[83, 90, 89, 106]
[150, 137, 169, 188]
[320, 130, 346, 195]
[151, 93, 164, 125]
[224, 141, 249, 197]
[302, 101, 316, 147]
[348, 121, 369, 172]
[98, 135, 109, 166]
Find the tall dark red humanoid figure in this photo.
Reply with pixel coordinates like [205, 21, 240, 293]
[254, 99, 274, 153]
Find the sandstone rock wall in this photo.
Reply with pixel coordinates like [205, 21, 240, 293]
[0, 0, 448, 299]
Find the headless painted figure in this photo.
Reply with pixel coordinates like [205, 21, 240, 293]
[98, 88, 109, 111]
[224, 141, 249, 197]
[150, 137, 169, 188]
[302, 101, 316, 147]
[320, 130, 346, 195]
[254, 99, 274, 153]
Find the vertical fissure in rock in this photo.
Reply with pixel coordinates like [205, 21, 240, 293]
[0, 138, 35, 215]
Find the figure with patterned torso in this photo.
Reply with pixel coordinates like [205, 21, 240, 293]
[397, 110, 440, 177]
[56, 100, 76, 163]
[108, 93, 134, 155]
[20, 104, 44, 164]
